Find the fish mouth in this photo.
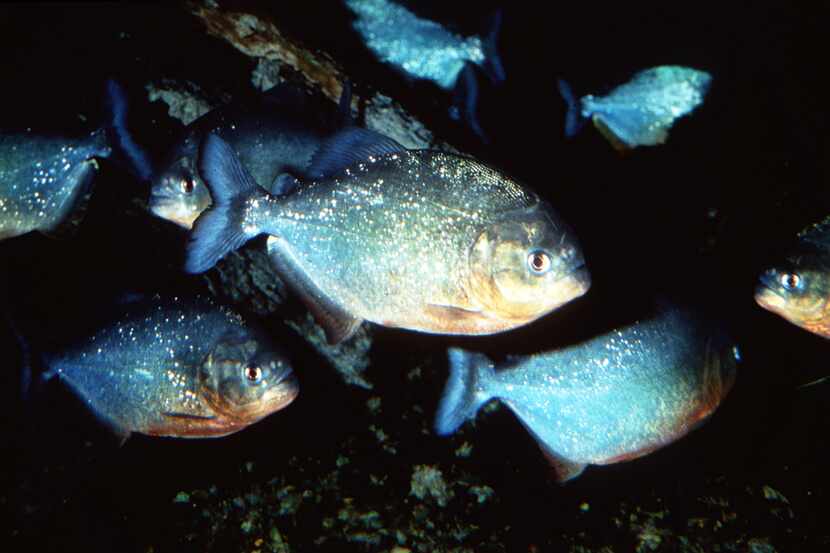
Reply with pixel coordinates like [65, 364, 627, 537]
[561, 263, 591, 297]
[537, 263, 590, 314]
[261, 373, 300, 413]
[754, 281, 786, 313]
[148, 195, 199, 229]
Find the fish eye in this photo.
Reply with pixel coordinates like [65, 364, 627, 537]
[180, 177, 195, 195]
[244, 365, 263, 384]
[527, 250, 551, 274]
[780, 272, 801, 290]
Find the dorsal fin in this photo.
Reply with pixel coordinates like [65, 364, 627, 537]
[307, 127, 405, 180]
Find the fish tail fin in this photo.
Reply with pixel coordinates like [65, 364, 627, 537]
[434, 348, 496, 436]
[556, 78, 585, 138]
[337, 80, 354, 127]
[482, 9, 506, 84]
[2, 309, 52, 402]
[451, 64, 489, 144]
[185, 134, 268, 274]
[104, 79, 155, 182]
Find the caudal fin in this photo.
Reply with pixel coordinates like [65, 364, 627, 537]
[556, 78, 586, 138]
[451, 64, 489, 144]
[434, 348, 496, 436]
[185, 134, 267, 274]
[2, 308, 52, 402]
[104, 79, 155, 182]
[337, 80, 354, 127]
[482, 9, 506, 84]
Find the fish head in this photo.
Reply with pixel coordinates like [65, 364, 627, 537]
[755, 252, 830, 337]
[467, 205, 590, 325]
[199, 333, 299, 425]
[149, 156, 211, 229]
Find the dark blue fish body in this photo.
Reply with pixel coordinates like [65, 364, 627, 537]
[435, 306, 737, 482]
[0, 129, 111, 240]
[150, 84, 352, 229]
[558, 66, 712, 150]
[35, 296, 298, 440]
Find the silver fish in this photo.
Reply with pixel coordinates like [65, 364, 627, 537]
[31, 295, 298, 442]
[345, 0, 504, 142]
[558, 65, 712, 150]
[345, 0, 504, 90]
[187, 128, 589, 344]
[149, 84, 351, 229]
[435, 305, 738, 482]
[0, 129, 111, 240]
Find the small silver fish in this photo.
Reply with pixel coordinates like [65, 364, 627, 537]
[0, 129, 111, 240]
[345, 0, 504, 141]
[558, 65, 712, 150]
[187, 128, 589, 344]
[29, 296, 298, 442]
[346, 0, 504, 90]
[435, 305, 738, 482]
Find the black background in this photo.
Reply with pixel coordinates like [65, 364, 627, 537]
[0, 2, 825, 551]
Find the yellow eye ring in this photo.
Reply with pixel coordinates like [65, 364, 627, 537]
[527, 251, 551, 274]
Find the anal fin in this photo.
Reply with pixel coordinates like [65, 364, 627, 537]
[540, 447, 587, 484]
[266, 237, 363, 345]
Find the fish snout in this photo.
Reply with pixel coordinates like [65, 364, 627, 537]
[263, 369, 299, 411]
[148, 179, 202, 229]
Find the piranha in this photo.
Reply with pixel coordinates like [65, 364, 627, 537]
[345, 0, 504, 141]
[435, 305, 738, 482]
[140, 82, 353, 229]
[557, 65, 712, 151]
[755, 216, 830, 338]
[0, 129, 112, 241]
[187, 127, 590, 344]
[19, 295, 298, 442]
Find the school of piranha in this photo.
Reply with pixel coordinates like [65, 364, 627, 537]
[0, 0, 822, 492]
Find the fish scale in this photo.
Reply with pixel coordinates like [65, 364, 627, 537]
[257, 151, 537, 329]
[346, 0, 487, 90]
[189, 129, 589, 343]
[435, 306, 738, 482]
[0, 129, 111, 239]
[39, 296, 298, 441]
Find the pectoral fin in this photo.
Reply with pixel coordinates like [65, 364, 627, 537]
[266, 237, 363, 345]
[162, 412, 218, 421]
[421, 303, 495, 334]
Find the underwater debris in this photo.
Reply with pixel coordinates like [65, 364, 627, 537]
[252, 57, 282, 92]
[145, 79, 219, 125]
[410, 465, 453, 507]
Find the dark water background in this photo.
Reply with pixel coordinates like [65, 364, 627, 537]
[0, 2, 825, 551]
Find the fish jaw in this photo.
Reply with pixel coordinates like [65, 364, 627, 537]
[755, 280, 830, 338]
[148, 160, 211, 229]
[148, 179, 209, 229]
[148, 194, 202, 229]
